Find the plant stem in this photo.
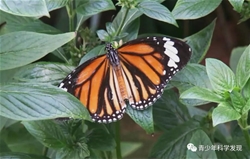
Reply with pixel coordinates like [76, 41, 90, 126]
[76, 15, 86, 32]
[42, 146, 48, 157]
[115, 121, 122, 159]
[66, 0, 79, 64]
[66, 0, 75, 32]
[239, 113, 250, 149]
[114, 8, 129, 38]
[243, 128, 250, 149]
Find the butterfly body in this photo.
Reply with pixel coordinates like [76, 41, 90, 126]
[105, 43, 132, 105]
[59, 36, 192, 123]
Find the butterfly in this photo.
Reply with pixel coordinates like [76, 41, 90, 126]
[59, 36, 192, 123]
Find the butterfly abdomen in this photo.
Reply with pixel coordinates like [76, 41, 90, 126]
[114, 67, 127, 99]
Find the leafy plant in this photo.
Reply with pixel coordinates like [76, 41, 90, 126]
[0, 0, 249, 159]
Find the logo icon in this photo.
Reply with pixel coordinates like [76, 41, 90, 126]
[187, 143, 197, 152]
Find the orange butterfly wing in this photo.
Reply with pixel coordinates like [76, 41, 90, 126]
[117, 36, 191, 110]
[59, 55, 126, 123]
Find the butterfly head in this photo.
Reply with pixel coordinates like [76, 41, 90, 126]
[106, 43, 120, 66]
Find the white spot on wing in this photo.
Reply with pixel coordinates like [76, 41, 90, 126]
[165, 40, 175, 46]
[163, 37, 170, 41]
[168, 59, 178, 68]
[163, 37, 180, 68]
[163, 70, 166, 75]
[164, 42, 179, 61]
[62, 87, 67, 91]
[59, 83, 64, 88]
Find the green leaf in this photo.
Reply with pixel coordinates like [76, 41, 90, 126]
[56, 143, 90, 159]
[0, 116, 9, 131]
[229, 46, 247, 73]
[206, 58, 236, 94]
[228, 0, 244, 12]
[238, 2, 250, 23]
[137, 1, 177, 26]
[172, 0, 222, 20]
[0, 68, 20, 84]
[0, 152, 49, 159]
[214, 124, 232, 143]
[185, 19, 216, 63]
[120, 142, 142, 158]
[0, 31, 75, 70]
[217, 150, 250, 159]
[216, 128, 250, 158]
[172, 64, 212, 106]
[231, 124, 249, 142]
[0, 122, 43, 154]
[236, 45, 250, 88]
[0, 0, 50, 17]
[24, 119, 91, 158]
[0, 10, 60, 35]
[121, 18, 140, 42]
[87, 128, 116, 151]
[0, 138, 11, 153]
[153, 90, 190, 131]
[96, 29, 110, 41]
[187, 106, 207, 118]
[242, 98, 250, 114]
[45, 0, 70, 12]
[76, 0, 115, 17]
[0, 117, 18, 129]
[105, 22, 115, 36]
[112, 8, 141, 33]
[79, 45, 105, 65]
[242, 79, 250, 100]
[149, 119, 201, 158]
[0, 83, 91, 121]
[51, 47, 69, 62]
[12, 62, 75, 85]
[22, 120, 73, 148]
[126, 105, 154, 134]
[114, 18, 140, 42]
[187, 130, 217, 159]
[212, 102, 241, 126]
[230, 89, 246, 113]
[180, 86, 223, 103]
[173, 64, 211, 90]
